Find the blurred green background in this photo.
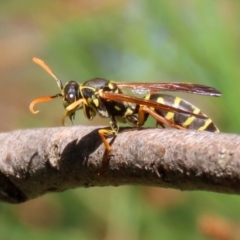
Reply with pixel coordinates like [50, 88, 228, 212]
[1, 0, 240, 239]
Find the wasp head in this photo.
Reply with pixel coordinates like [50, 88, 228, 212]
[63, 81, 82, 107]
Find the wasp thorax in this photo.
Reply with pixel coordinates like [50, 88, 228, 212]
[63, 81, 81, 104]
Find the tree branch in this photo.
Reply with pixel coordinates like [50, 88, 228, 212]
[0, 126, 239, 203]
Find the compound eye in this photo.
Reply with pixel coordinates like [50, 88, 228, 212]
[64, 92, 76, 104]
[68, 93, 75, 101]
[64, 81, 81, 104]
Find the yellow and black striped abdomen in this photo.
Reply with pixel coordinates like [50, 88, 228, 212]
[145, 93, 219, 132]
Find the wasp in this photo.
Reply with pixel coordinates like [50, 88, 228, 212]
[29, 58, 221, 174]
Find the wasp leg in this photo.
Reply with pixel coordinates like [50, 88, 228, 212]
[29, 94, 63, 114]
[157, 122, 165, 128]
[138, 106, 185, 130]
[66, 98, 87, 112]
[62, 99, 87, 125]
[98, 129, 117, 176]
[62, 110, 73, 126]
[98, 117, 119, 176]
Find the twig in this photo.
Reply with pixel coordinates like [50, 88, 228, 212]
[0, 126, 239, 203]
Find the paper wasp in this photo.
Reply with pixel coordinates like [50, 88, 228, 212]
[29, 58, 221, 174]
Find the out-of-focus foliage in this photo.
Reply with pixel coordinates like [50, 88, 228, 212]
[1, 0, 240, 239]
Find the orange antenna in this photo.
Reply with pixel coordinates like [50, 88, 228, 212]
[33, 58, 63, 90]
[29, 94, 62, 114]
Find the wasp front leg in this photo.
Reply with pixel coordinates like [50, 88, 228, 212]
[98, 117, 119, 176]
[62, 98, 86, 125]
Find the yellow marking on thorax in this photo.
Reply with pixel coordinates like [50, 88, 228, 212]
[114, 105, 121, 111]
[198, 118, 213, 131]
[80, 85, 96, 91]
[108, 82, 115, 89]
[125, 107, 134, 115]
[182, 107, 201, 127]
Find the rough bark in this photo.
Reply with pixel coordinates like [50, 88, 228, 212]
[0, 126, 239, 204]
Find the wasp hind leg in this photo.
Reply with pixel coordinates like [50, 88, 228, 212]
[156, 122, 165, 128]
[138, 105, 185, 130]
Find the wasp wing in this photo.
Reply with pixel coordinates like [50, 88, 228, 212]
[100, 92, 207, 119]
[115, 82, 221, 97]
